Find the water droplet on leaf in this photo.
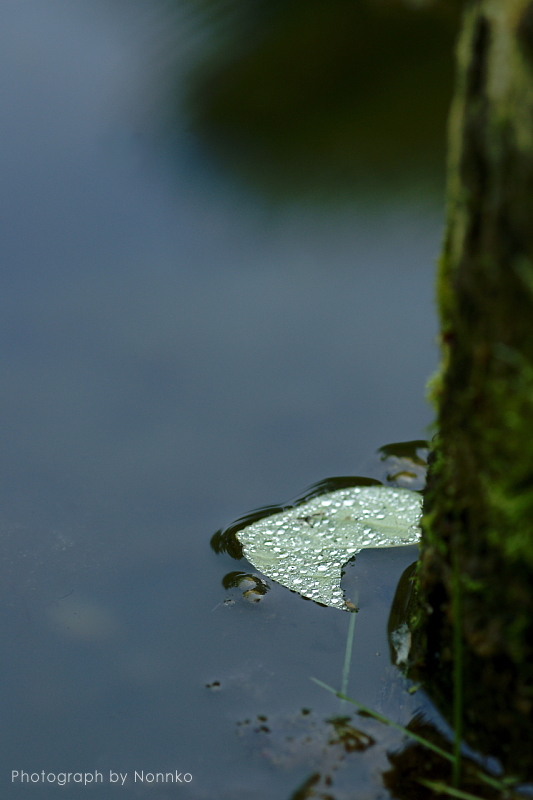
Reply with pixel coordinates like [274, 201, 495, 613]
[236, 486, 422, 610]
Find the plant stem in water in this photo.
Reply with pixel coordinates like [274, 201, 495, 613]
[340, 609, 357, 698]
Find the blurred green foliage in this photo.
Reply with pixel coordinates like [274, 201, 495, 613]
[180, 0, 462, 201]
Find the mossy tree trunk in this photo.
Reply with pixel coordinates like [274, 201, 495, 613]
[410, 0, 533, 775]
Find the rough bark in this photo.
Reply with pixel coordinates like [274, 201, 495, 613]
[410, 0, 533, 776]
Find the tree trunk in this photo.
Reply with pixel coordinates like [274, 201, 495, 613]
[410, 0, 533, 776]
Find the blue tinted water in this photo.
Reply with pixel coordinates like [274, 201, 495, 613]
[0, 1, 441, 797]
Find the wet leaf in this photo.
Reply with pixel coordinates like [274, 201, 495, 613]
[236, 486, 422, 610]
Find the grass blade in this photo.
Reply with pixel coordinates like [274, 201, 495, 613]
[451, 548, 463, 788]
[418, 778, 492, 800]
[340, 609, 357, 697]
[310, 677, 456, 764]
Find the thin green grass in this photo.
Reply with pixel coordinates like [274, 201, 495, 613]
[340, 609, 357, 698]
[418, 778, 492, 800]
[310, 677, 455, 763]
[311, 677, 518, 797]
[310, 536, 521, 798]
[451, 544, 464, 788]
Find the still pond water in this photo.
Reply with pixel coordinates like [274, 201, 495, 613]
[1, 1, 443, 797]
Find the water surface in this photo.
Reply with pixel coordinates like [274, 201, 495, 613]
[1, 1, 441, 796]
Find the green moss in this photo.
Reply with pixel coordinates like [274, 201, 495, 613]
[411, 0, 533, 774]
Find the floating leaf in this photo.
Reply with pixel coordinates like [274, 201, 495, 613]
[236, 486, 422, 610]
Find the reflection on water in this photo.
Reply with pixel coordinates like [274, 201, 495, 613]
[378, 439, 429, 488]
[1, 0, 442, 797]
[181, 0, 461, 199]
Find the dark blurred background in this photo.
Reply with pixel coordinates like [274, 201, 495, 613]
[1, 1, 458, 797]
[178, 0, 461, 199]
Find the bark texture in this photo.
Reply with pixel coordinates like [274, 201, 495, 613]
[410, 0, 533, 775]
